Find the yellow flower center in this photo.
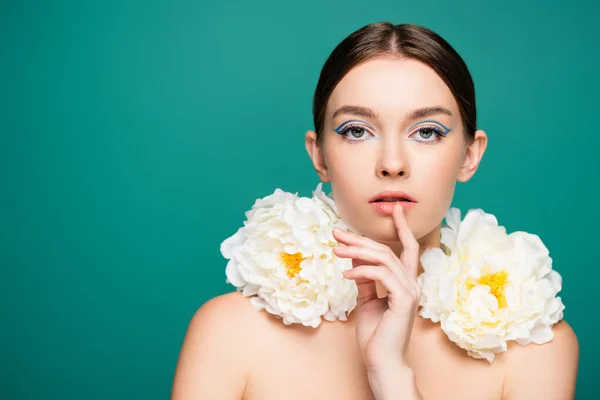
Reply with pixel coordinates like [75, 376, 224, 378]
[466, 269, 509, 308]
[280, 252, 305, 278]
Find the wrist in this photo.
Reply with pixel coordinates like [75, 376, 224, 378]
[366, 360, 411, 378]
[367, 363, 422, 400]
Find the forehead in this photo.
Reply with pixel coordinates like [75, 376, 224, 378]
[326, 57, 459, 120]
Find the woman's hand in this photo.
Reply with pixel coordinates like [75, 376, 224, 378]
[332, 203, 421, 370]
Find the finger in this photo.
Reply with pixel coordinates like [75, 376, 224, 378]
[343, 265, 412, 310]
[333, 244, 410, 284]
[392, 203, 420, 279]
[333, 227, 391, 253]
[343, 264, 379, 307]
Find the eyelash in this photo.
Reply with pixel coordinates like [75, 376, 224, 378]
[335, 123, 448, 144]
[410, 124, 448, 144]
[334, 123, 374, 143]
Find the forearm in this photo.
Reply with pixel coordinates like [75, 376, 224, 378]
[367, 364, 424, 400]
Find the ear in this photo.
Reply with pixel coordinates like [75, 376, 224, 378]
[457, 129, 488, 182]
[305, 130, 330, 182]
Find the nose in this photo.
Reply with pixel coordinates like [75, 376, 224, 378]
[376, 144, 410, 178]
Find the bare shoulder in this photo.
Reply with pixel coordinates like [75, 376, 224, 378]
[186, 290, 282, 339]
[499, 320, 579, 399]
[191, 290, 265, 327]
[501, 319, 579, 364]
[171, 291, 270, 400]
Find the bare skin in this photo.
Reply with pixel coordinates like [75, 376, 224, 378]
[237, 296, 503, 400]
[173, 276, 576, 399]
[171, 57, 579, 399]
[171, 223, 577, 399]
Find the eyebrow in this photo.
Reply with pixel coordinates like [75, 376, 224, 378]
[406, 106, 453, 121]
[332, 105, 379, 120]
[331, 105, 453, 121]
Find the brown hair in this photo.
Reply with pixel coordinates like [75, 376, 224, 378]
[312, 22, 477, 146]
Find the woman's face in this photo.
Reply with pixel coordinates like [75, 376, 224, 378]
[306, 57, 487, 246]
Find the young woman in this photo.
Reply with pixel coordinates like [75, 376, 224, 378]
[171, 22, 579, 399]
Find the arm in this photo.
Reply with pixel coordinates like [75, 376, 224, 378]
[332, 205, 425, 400]
[502, 320, 579, 400]
[171, 293, 252, 400]
[367, 364, 423, 400]
[333, 205, 425, 400]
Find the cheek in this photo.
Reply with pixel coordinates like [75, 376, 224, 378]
[322, 137, 466, 238]
[413, 138, 464, 188]
[421, 153, 461, 191]
[413, 147, 463, 232]
[324, 144, 371, 226]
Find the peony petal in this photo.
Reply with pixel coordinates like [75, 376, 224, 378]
[529, 325, 555, 344]
[225, 260, 246, 287]
[242, 284, 260, 297]
[444, 207, 462, 231]
[420, 247, 448, 274]
[220, 229, 245, 259]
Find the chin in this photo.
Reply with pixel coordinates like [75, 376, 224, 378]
[342, 211, 441, 246]
[336, 201, 442, 242]
[347, 218, 406, 243]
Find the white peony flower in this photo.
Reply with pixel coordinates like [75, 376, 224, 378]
[418, 208, 565, 363]
[221, 183, 358, 328]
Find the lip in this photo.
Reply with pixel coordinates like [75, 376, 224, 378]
[368, 190, 417, 215]
[368, 190, 417, 203]
[369, 201, 417, 215]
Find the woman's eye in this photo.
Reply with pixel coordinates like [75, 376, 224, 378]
[335, 124, 373, 141]
[419, 128, 436, 139]
[411, 125, 446, 143]
[348, 127, 366, 138]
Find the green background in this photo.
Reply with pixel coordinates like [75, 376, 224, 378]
[2, 0, 598, 398]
